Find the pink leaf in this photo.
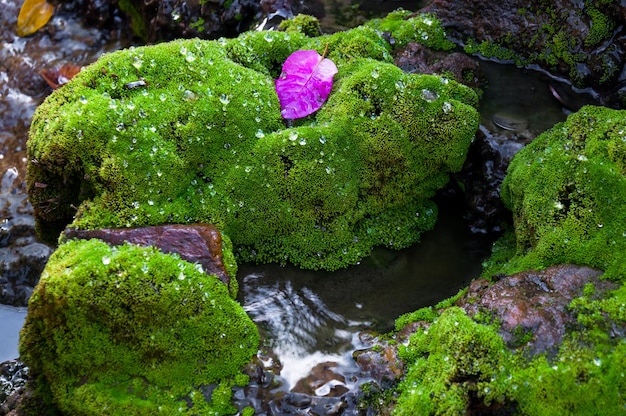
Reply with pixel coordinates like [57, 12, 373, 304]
[275, 49, 338, 120]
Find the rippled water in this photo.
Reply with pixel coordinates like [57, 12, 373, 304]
[238, 202, 491, 390]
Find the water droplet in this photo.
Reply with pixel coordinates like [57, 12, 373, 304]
[132, 56, 143, 70]
[319, 136, 326, 144]
[264, 32, 274, 42]
[219, 94, 230, 105]
[178, 272, 185, 280]
[79, 95, 88, 104]
[442, 101, 453, 114]
[102, 256, 111, 265]
[183, 90, 198, 101]
[185, 52, 196, 63]
[421, 89, 438, 102]
[159, 93, 167, 102]
[255, 116, 261, 123]
[289, 131, 298, 141]
[127, 102, 136, 110]
[371, 69, 379, 79]
[116, 123, 125, 132]
[299, 137, 307, 145]
[255, 129, 265, 138]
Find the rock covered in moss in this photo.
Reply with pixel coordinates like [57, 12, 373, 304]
[62, 223, 238, 296]
[19, 239, 259, 415]
[422, 0, 626, 96]
[27, 12, 479, 271]
[492, 105, 626, 280]
[393, 296, 626, 415]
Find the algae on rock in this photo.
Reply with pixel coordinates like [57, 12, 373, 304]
[19, 239, 259, 415]
[27, 11, 479, 270]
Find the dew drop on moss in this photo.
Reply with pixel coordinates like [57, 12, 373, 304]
[101, 255, 111, 265]
[132, 56, 143, 70]
[421, 89, 439, 102]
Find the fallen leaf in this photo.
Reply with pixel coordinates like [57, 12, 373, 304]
[275, 49, 338, 119]
[17, 0, 54, 37]
[40, 64, 82, 89]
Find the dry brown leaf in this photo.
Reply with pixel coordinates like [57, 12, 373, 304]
[40, 64, 82, 89]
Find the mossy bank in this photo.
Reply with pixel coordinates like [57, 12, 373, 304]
[26, 10, 479, 271]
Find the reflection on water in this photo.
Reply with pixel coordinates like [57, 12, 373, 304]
[238, 202, 491, 389]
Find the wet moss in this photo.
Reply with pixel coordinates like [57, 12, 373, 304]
[393, 301, 626, 415]
[497, 105, 626, 280]
[19, 239, 258, 415]
[28, 14, 479, 271]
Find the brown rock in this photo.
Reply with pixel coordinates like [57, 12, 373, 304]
[459, 264, 616, 355]
[63, 223, 231, 290]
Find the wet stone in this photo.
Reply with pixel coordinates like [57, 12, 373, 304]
[458, 264, 617, 356]
[63, 223, 232, 290]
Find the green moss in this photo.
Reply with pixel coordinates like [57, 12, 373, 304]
[493, 106, 626, 280]
[117, 0, 147, 41]
[393, 302, 626, 415]
[395, 307, 510, 415]
[278, 14, 322, 37]
[28, 19, 479, 271]
[365, 10, 455, 51]
[585, 6, 614, 47]
[19, 239, 259, 415]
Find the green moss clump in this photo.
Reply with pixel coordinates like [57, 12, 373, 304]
[19, 239, 259, 415]
[395, 307, 511, 415]
[365, 10, 455, 51]
[393, 302, 626, 415]
[278, 14, 322, 37]
[494, 105, 626, 280]
[27, 15, 478, 271]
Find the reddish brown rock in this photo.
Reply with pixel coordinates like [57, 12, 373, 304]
[63, 223, 230, 290]
[459, 264, 616, 355]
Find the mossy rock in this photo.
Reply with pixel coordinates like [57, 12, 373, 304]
[393, 303, 626, 415]
[492, 105, 626, 280]
[27, 12, 479, 270]
[19, 239, 259, 415]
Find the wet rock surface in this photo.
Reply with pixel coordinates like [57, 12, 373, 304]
[63, 223, 232, 289]
[422, 0, 626, 106]
[0, 360, 28, 416]
[0, 169, 53, 307]
[459, 264, 617, 355]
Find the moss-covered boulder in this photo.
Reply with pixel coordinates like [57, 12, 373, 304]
[27, 11, 479, 270]
[393, 301, 626, 415]
[19, 239, 259, 415]
[488, 105, 626, 280]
